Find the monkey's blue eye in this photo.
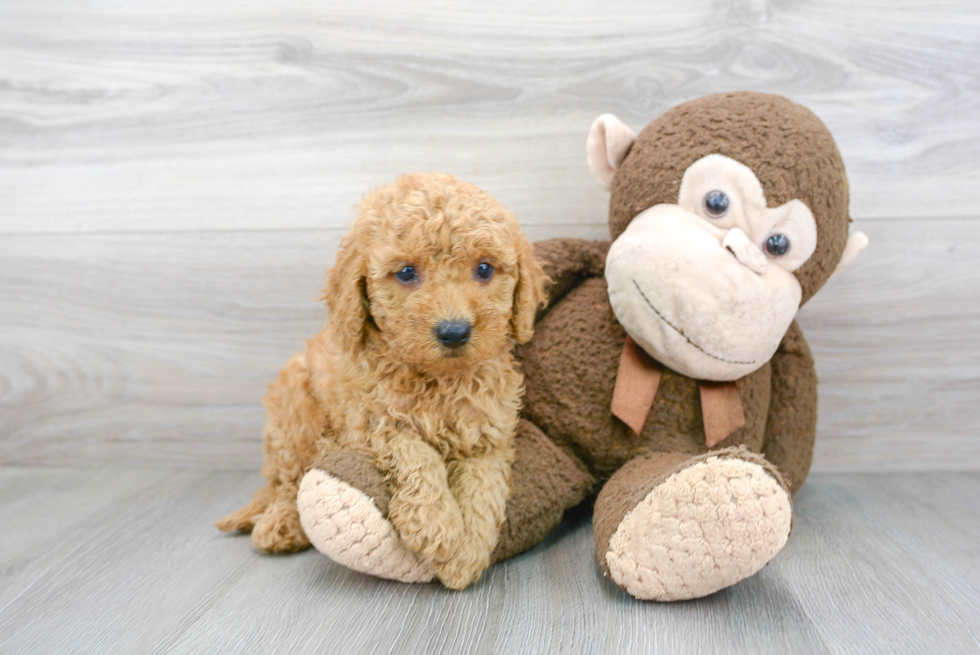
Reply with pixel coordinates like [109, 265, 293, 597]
[395, 266, 417, 283]
[475, 262, 495, 281]
[704, 190, 729, 217]
[765, 234, 790, 257]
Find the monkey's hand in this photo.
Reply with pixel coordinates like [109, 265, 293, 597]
[533, 239, 610, 312]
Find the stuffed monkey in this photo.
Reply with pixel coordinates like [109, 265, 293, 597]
[296, 92, 868, 600]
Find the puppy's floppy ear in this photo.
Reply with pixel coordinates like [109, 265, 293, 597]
[511, 237, 548, 344]
[323, 234, 372, 355]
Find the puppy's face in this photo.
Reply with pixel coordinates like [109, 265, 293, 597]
[368, 231, 516, 369]
[325, 174, 546, 371]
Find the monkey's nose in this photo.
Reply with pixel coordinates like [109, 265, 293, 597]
[723, 228, 768, 275]
[435, 321, 471, 349]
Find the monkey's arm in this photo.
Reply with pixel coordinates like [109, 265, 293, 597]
[533, 239, 610, 311]
[762, 320, 818, 495]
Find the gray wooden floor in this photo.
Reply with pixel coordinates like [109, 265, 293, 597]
[0, 468, 977, 654]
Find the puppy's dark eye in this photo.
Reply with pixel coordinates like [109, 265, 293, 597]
[704, 190, 729, 218]
[475, 262, 495, 281]
[765, 234, 790, 257]
[395, 266, 418, 283]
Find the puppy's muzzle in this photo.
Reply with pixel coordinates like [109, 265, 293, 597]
[435, 320, 471, 349]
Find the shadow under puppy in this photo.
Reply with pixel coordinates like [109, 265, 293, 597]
[218, 172, 546, 589]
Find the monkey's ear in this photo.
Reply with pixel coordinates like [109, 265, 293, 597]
[511, 237, 548, 344]
[830, 230, 869, 279]
[323, 236, 372, 355]
[587, 114, 636, 191]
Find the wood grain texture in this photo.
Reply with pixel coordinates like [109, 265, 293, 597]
[801, 218, 980, 472]
[0, 468, 977, 653]
[2, 3, 976, 648]
[2, 1, 978, 470]
[2, 220, 977, 471]
[2, 0, 979, 236]
[0, 225, 604, 468]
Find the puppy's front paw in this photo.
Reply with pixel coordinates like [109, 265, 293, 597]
[387, 492, 465, 567]
[298, 468, 434, 583]
[430, 546, 491, 591]
[250, 499, 311, 553]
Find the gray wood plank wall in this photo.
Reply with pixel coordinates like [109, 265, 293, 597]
[2, 0, 978, 471]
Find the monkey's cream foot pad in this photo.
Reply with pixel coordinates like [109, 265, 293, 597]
[297, 469, 434, 583]
[605, 454, 792, 601]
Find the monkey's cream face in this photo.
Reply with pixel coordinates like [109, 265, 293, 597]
[605, 154, 818, 381]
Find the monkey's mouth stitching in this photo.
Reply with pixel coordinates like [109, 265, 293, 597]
[631, 280, 757, 366]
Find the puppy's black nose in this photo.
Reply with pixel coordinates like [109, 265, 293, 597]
[435, 321, 471, 349]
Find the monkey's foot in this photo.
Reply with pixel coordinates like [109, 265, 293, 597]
[603, 449, 792, 601]
[297, 459, 434, 584]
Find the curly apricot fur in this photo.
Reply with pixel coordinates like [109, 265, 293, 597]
[217, 173, 546, 589]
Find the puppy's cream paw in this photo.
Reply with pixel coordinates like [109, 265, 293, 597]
[250, 502, 310, 554]
[605, 454, 792, 601]
[429, 530, 495, 590]
[297, 468, 434, 583]
[431, 554, 489, 591]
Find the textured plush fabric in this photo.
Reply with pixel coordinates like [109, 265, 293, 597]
[299, 420, 593, 580]
[313, 450, 392, 516]
[300, 93, 846, 600]
[532, 237, 611, 309]
[602, 449, 792, 601]
[587, 114, 638, 190]
[297, 469, 434, 583]
[604, 155, 820, 382]
[506, 93, 844, 598]
[608, 91, 850, 306]
[592, 451, 694, 567]
[491, 420, 594, 563]
[518, 273, 775, 482]
[699, 382, 746, 447]
[610, 340, 746, 445]
[610, 336, 663, 435]
[758, 320, 818, 494]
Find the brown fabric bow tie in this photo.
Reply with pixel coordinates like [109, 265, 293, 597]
[610, 337, 746, 448]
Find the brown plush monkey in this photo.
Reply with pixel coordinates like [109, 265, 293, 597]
[296, 92, 868, 601]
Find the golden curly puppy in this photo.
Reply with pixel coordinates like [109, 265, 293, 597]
[218, 172, 546, 589]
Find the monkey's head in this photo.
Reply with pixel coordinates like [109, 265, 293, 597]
[590, 92, 867, 381]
